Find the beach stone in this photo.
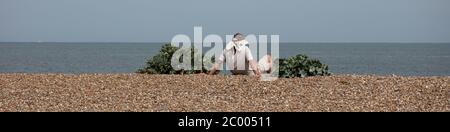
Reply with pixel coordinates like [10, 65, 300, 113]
[0, 73, 448, 112]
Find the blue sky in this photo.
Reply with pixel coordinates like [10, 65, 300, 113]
[1, 0, 449, 42]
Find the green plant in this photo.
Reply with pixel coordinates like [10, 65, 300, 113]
[137, 44, 177, 74]
[275, 54, 330, 78]
[137, 44, 209, 74]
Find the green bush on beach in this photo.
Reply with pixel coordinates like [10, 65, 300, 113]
[274, 54, 330, 78]
[136, 44, 208, 74]
[137, 44, 330, 77]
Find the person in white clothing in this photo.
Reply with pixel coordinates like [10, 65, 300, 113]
[209, 33, 271, 76]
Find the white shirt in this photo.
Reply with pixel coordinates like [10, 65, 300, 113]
[217, 40, 254, 70]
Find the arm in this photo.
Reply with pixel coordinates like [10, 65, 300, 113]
[244, 47, 260, 76]
[249, 60, 261, 76]
[209, 51, 225, 75]
[208, 62, 221, 75]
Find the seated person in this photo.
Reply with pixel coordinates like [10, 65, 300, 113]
[208, 33, 272, 76]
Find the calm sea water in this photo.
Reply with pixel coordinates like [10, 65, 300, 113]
[0, 42, 449, 76]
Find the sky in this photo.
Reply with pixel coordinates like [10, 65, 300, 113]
[0, 0, 449, 42]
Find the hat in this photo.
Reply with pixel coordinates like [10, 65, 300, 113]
[225, 33, 248, 51]
[226, 39, 249, 51]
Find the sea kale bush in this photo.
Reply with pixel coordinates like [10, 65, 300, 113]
[137, 44, 177, 74]
[137, 44, 208, 74]
[275, 54, 331, 78]
[138, 44, 330, 77]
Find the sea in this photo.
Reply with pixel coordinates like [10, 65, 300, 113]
[0, 42, 449, 76]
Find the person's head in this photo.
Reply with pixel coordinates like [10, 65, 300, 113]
[231, 32, 249, 47]
[233, 33, 245, 41]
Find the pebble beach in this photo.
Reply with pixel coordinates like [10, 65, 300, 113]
[0, 73, 448, 112]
